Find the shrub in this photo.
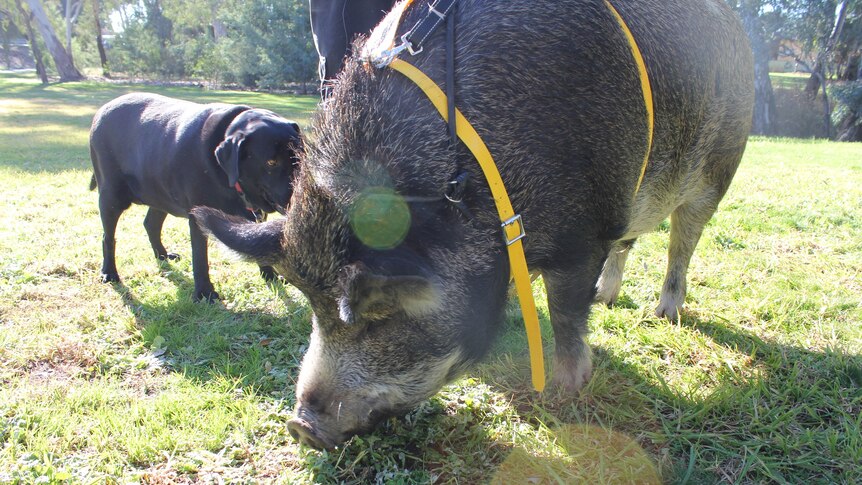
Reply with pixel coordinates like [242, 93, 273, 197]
[773, 87, 833, 138]
[831, 81, 862, 141]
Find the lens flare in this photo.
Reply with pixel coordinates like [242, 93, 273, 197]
[349, 187, 411, 250]
[492, 424, 660, 484]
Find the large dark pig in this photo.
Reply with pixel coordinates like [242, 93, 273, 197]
[193, 0, 754, 448]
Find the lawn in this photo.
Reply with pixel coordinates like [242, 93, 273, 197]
[1, 71, 860, 484]
[769, 72, 810, 89]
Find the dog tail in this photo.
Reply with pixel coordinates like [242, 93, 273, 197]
[89, 174, 97, 191]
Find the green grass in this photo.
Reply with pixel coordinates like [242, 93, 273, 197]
[1, 71, 860, 484]
[770, 72, 810, 89]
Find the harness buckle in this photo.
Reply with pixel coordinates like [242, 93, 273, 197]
[501, 214, 526, 246]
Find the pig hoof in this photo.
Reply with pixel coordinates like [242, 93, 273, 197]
[100, 272, 120, 283]
[194, 289, 220, 303]
[158, 253, 181, 261]
[551, 353, 593, 393]
[594, 281, 620, 306]
[654, 296, 682, 321]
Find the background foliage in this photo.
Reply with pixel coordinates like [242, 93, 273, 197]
[0, 0, 318, 90]
[2, 0, 860, 136]
[104, 0, 317, 91]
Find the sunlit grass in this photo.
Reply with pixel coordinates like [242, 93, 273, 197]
[1, 73, 860, 483]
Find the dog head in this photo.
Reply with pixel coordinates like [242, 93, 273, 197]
[215, 109, 303, 215]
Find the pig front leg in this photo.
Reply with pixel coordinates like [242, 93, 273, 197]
[543, 244, 608, 392]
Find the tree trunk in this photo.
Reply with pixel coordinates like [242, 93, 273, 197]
[818, 71, 832, 139]
[65, 0, 84, 62]
[25, 0, 81, 81]
[65, 0, 71, 61]
[841, 53, 859, 81]
[91, 0, 108, 76]
[209, 1, 225, 40]
[2, 11, 11, 69]
[805, 0, 850, 95]
[836, 114, 862, 142]
[63, 0, 82, 63]
[14, 0, 48, 83]
[740, 4, 776, 135]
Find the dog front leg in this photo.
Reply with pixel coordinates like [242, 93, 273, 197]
[189, 219, 219, 302]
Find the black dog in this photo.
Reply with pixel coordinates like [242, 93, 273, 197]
[89, 93, 302, 301]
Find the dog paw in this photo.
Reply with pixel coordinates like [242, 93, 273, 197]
[100, 272, 120, 283]
[158, 253, 181, 261]
[194, 289, 220, 303]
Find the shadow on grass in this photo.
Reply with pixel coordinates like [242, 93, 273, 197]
[470, 301, 862, 483]
[597, 311, 861, 483]
[95, 259, 861, 484]
[106, 259, 308, 393]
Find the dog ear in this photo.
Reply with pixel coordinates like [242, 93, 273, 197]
[215, 134, 245, 188]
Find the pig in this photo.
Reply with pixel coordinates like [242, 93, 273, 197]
[193, 0, 754, 448]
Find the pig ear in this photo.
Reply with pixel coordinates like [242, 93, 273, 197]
[338, 263, 440, 325]
[215, 134, 245, 187]
[190, 206, 285, 265]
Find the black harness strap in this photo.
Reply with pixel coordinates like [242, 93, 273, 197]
[445, 2, 457, 147]
[397, 0, 469, 217]
[403, 0, 458, 54]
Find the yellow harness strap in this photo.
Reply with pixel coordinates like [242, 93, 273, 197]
[383, 0, 653, 393]
[604, 0, 654, 196]
[389, 58, 546, 392]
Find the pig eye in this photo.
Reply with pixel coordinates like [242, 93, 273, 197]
[266, 159, 280, 168]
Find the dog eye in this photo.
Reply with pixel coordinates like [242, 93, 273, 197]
[266, 159, 280, 168]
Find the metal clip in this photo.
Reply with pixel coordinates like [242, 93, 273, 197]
[372, 35, 412, 68]
[444, 171, 468, 204]
[406, 34, 423, 55]
[501, 214, 526, 246]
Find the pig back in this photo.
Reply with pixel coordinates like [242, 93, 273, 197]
[373, 0, 753, 260]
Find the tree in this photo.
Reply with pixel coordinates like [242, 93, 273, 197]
[728, 0, 777, 135]
[218, 0, 317, 90]
[10, 0, 48, 82]
[60, 0, 83, 64]
[92, 0, 108, 75]
[24, 0, 81, 80]
[1, 7, 13, 69]
[805, 0, 852, 94]
[832, 81, 862, 140]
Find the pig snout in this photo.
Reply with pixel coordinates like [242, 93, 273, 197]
[287, 409, 332, 449]
[288, 397, 386, 449]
